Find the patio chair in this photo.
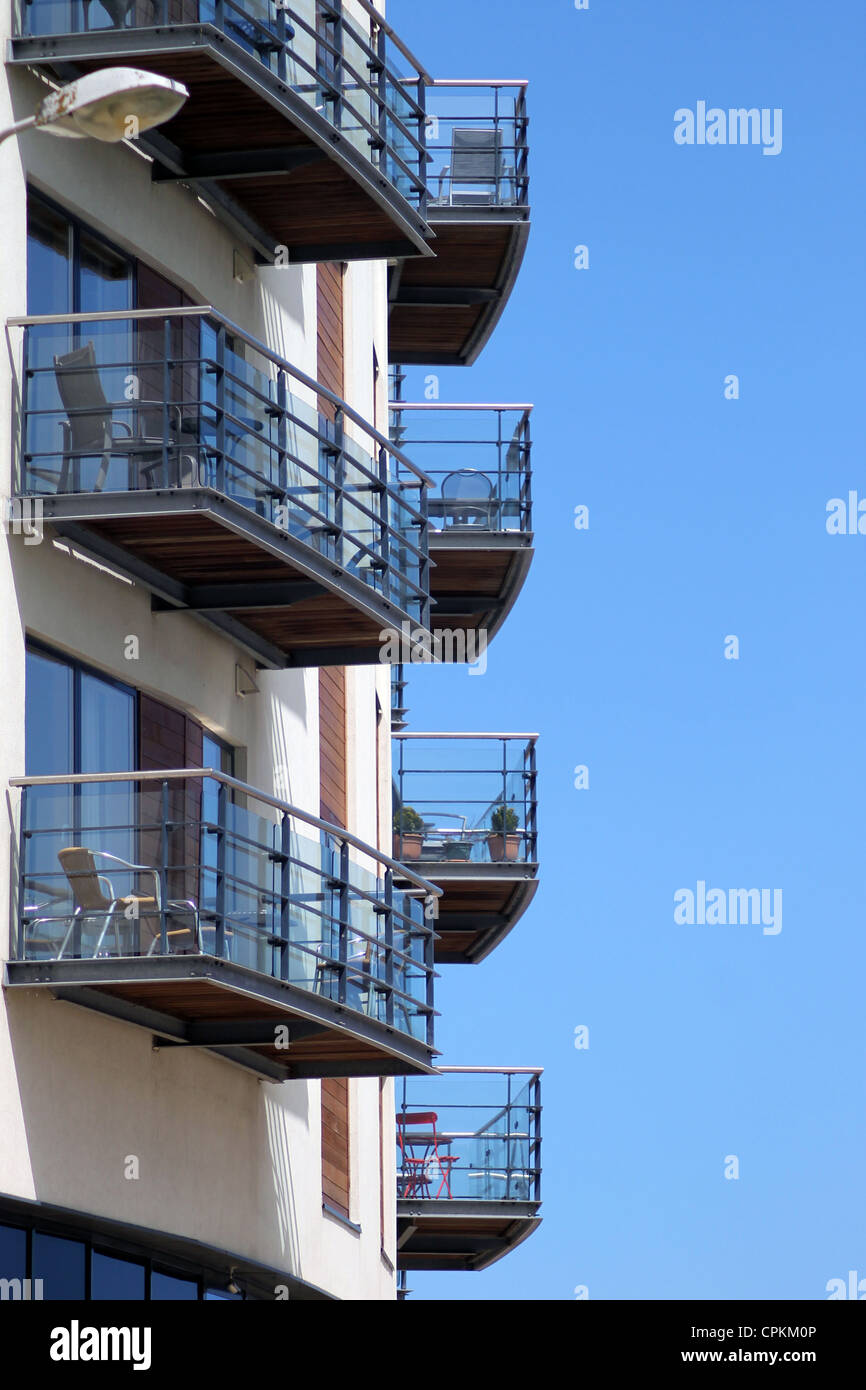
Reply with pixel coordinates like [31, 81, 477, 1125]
[439, 469, 495, 528]
[51, 342, 182, 494]
[436, 128, 506, 207]
[57, 846, 201, 959]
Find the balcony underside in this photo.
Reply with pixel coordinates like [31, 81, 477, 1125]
[10, 31, 432, 264]
[397, 1201, 541, 1271]
[429, 531, 533, 649]
[36, 490, 424, 668]
[5, 956, 437, 1081]
[389, 212, 530, 366]
[400, 865, 538, 964]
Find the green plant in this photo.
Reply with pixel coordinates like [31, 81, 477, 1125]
[489, 803, 519, 834]
[393, 805, 425, 836]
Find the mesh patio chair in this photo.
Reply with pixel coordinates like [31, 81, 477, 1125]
[436, 128, 506, 206]
[52, 342, 182, 494]
[439, 469, 495, 529]
[56, 846, 201, 959]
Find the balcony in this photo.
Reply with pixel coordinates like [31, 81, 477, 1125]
[11, 307, 432, 667]
[8, 769, 439, 1080]
[392, 735, 538, 965]
[396, 1067, 542, 1272]
[10, 0, 433, 264]
[390, 403, 532, 647]
[389, 82, 530, 366]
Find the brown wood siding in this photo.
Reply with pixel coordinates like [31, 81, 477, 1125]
[318, 666, 347, 830]
[317, 262, 351, 1219]
[321, 1077, 350, 1219]
[317, 261, 344, 421]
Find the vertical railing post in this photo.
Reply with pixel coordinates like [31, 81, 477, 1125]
[496, 408, 504, 530]
[375, 21, 388, 175]
[159, 778, 170, 955]
[526, 737, 537, 862]
[275, 0, 288, 84]
[161, 315, 172, 486]
[17, 805, 28, 962]
[215, 322, 226, 496]
[331, 407, 345, 571]
[276, 368, 289, 516]
[523, 413, 532, 533]
[505, 1070, 513, 1199]
[417, 78, 428, 219]
[337, 837, 350, 1006]
[377, 444, 391, 606]
[424, 898, 435, 1052]
[279, 811, 291, 982]
[382, 867, 394, 1029]
[418, 479, 431, 634]
[214, 779, 227, 959]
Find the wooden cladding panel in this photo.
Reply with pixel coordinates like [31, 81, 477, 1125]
[318, 666, 347, 829]
[322, 1077, 350, 1218]
[317, 261, 344, 421]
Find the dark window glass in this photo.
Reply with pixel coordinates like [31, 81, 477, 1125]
[27, 200, 71, 318]
[151, 1270, 199, 1300]
[79, 232, 132, 317]
[25, 649, 74, 777]
[32, 1232, 86, 1300]
[0, 1223, 27, 1282]
[91, 1252, 146, 1300]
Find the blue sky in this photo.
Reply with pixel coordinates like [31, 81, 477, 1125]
[389, 0, 866, 1300]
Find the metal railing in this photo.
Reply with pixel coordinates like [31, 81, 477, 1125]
[392, 734, 538, 866]
[10, 307, 431, 625]
[397, 1066, 542, 1202]
[14, 0, 429, 215]
[422, 81, 529, 210]
[11, 768, 440, 1046]
[390, 403, 532, 535]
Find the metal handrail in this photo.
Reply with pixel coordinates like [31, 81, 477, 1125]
[390, 402, 534, 413]
[393, 733, 538, 741]
[9, 768, 442, 898]
[355, 0, 433, 86]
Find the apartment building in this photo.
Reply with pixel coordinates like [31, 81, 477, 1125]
[0, 0, 539, 1301]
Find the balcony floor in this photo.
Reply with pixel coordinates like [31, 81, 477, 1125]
[389, 211, 530, 365]
[397, 1199, 541, 1271]
[5, 955, 437, 1081]
[37, 489, 425, 668]
[10, 30, 432, 264]
[429, 530, 534, 650]
[398, 862, 538, 965]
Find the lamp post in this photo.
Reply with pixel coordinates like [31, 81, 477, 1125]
[0, 68, 188, 147]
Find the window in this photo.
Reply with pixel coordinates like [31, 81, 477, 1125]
[0, 1217, 257, 1300]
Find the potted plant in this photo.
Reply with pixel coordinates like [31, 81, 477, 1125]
[487, 804, 521, 862]
[393, 806, 426, 861]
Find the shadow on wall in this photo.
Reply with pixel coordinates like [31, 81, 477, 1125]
[3, 989, 307, 1279]
[259, 265, 307, 364]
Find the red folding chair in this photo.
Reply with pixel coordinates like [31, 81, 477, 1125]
[397, 1111, 439, 1197]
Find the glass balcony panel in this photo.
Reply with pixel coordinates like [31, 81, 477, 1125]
[397, 1069, 542, 1202]
[15, 1, 427, 214]
[393, 736, 537, 865]
[17, 312, 430, 631]
[425, 85, 527, 210]
[15, 772, 435, 1049]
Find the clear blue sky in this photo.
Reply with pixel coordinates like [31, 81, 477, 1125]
[389, 0, 866, 1300]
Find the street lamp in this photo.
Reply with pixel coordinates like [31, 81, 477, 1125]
[0, 68, 188, 147]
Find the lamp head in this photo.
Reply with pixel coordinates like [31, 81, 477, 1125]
[34, 68, 188, 143]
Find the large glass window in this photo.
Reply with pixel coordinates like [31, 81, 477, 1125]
[91, 1251, 146, 1300]
[0, 1222, 27, 1282]
[32, 1232, 86, 1300]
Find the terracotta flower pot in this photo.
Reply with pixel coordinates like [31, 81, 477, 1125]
[487, 832, 521, 862]
[394, 832, 424, 861]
